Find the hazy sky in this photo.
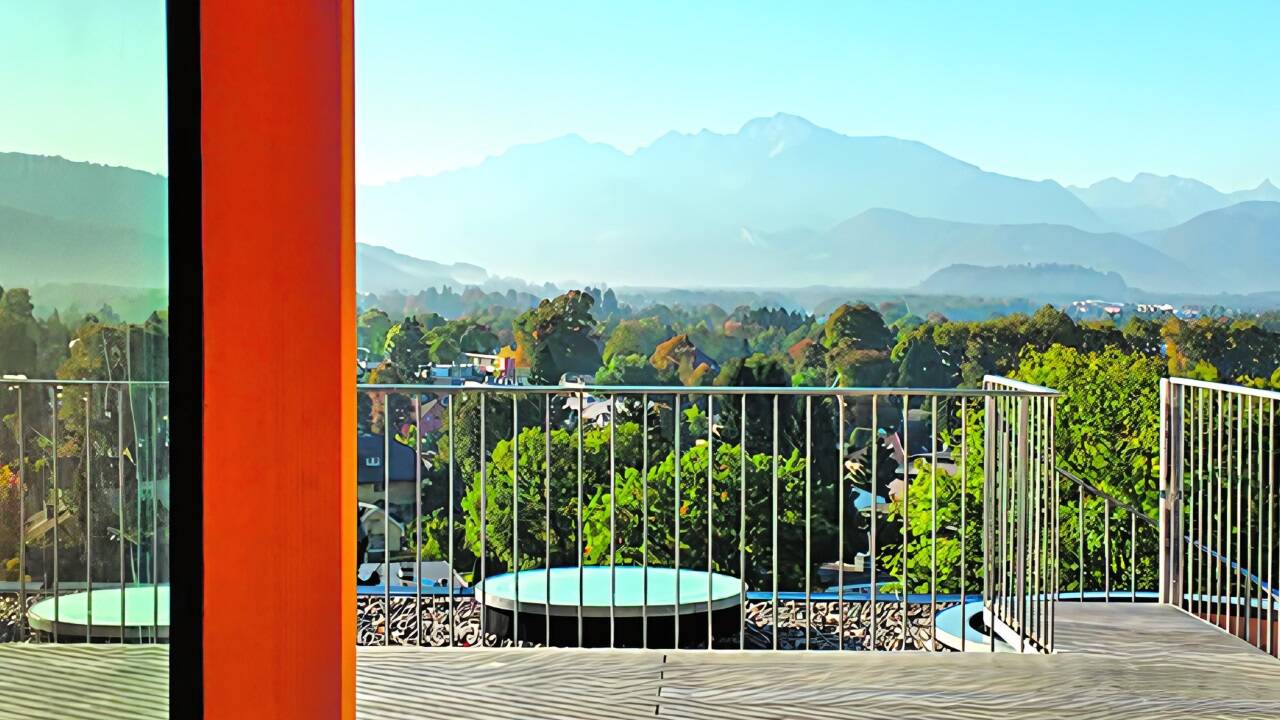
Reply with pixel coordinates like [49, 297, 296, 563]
[358, 1, 1280, 190]
[0, 2, 168, 175]
[3, 3, 1276, 193]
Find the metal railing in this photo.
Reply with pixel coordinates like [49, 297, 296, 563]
[1161, 378, 1279, 657]
[1, 380, 170, 643]
[356, 376, 1059, 652]
[1056, 466, 1158, 602]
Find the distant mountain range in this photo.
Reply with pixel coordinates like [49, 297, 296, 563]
[918, 264, 1128, 299]
[1069, 173, 1280, 234]
[359, 113, 1108, 287]
[814, 208, 1193, 290]
[356, 243, 488, 294]
[1140, 201, 1280, 294]
[359, 114, 1276, 292]
[4, 113, 1278, 300]
[0, 152, 167, 289]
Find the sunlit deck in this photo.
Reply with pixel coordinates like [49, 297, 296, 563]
[355, 604, 1280, 720]
[1, 604, 1276, 719]
[0, 645, 169, 720]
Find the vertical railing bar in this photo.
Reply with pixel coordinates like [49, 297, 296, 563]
[576, 390, 584, 648]
[1214, 389, 1223, 626]
[1219, 388, 1227, 630]
[1031, 396, 1040, 644]
[1176, 384, 1186, 611]
[1130, 511, 1137, 603]
[738, 393, 746, 651]
[929, 396, 938, 650]
[15, 386, 27, 642]
[706, 394, 714, 651]
[382, 393, 391, 647]
[1234, 392, 1242, 636]
[150, 388, 159, 643]
[448, 396, 456, 647]
[1209, 389, 1218, 623]
[480, 393, 488, 645]
[1104, 498, 1110, 603]
[1188, 387, 1195, 614]
[1202, 388, 1211, 619]
[85, 392, 93, 643]
[674, 392, 681, 650]
[998, 394, 1009, 635]
[1193, 388, 1201, 617]
[513, 394, 521, 647]
[804, 395, 812, 651]
[118, 387, 125, 643]
[543, 394, 551, 647]
[1046, 397, 1056, 646]
[1184, 387, 1192, 612]
[641, 393, 650, 649]
[871, 397, 879, 650]
[995, 393, 1005, 637]
[1036, 396, 1045, 644]
[1035, 395, 1043, 644]
[1267, 397, 1275, 657]
[901, 392, 910, 646]
[959, 396, 967, 653]
[1078, 482, 1084, 601]
[837, 396, 846, 651]
[983, 391, 993, 652]
[633, 394, 647, 648]
[1255, 395, 1265, 650]
[609, 393, 616, 649]
[1015, 396, 1028, 652]
[414, 395, 423, 646]
[1245, 396, 1253, 644]
[771, 393, 779, 651]
[1159, 380, 1169, 607]
[1044, 394, 1054, 648]
[52, 386, 60, 643]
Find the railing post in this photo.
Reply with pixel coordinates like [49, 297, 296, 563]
[1159, 379, 1184, 606]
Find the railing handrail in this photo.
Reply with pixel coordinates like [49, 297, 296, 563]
[3, 378, 169, 387]
[355, 381, 1059, 398]
[1055, 466, 1157, 529]
[1166, 376, 1280, 402]
[982, 374, 1061, 397]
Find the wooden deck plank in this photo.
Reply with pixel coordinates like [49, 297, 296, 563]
[357, 604, 1280, 720]
[0, 645, 168, 720]
[0, 606, 1274, 720]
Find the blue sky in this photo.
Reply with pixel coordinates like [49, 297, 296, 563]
[3, 3, 1276, 192]
[0, 2, 167, 175]
[357, 1, 1280, 189]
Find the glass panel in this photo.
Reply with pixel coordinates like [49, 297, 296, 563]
[0, 3, 168, 717]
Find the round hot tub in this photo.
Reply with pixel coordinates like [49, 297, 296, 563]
[27, 585, 170, 642]
[474, 566, 744, 648]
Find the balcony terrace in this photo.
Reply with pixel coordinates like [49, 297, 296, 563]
[1, 377, 1277, 718]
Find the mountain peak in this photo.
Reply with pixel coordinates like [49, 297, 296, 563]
[737, 113, 820, 145]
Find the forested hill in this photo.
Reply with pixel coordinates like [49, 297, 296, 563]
[918, 264, 1128, 299]
[0, 152, 167, 288]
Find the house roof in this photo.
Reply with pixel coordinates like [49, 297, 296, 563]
[356, 432, 418, 484]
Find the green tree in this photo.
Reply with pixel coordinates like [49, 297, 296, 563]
[822, 303, 894, 351]
[514, 291, 602, 384]
[602, 318, 668, 362]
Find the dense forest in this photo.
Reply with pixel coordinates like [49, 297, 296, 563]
[356, 287, 1280, 593]
[360, 286, 1280, 392]
[4, 279, 1279, 595]
[0, 284, 168, 590]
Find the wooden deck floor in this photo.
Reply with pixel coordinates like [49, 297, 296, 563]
[357, 604, 1280, 720]
[0, 645, 168, 719]
[0, 605, 1274, 719]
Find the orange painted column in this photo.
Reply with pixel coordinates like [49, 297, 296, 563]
[201, 2, 355, 718]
